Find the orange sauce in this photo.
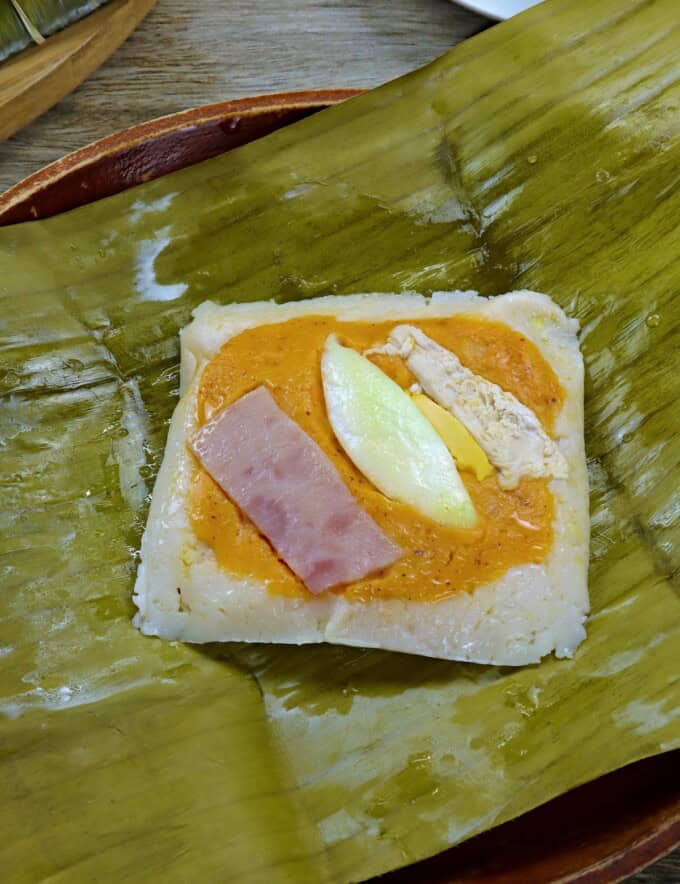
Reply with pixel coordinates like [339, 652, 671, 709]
[189, 316, 563, 602]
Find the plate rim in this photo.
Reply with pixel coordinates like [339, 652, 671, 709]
[447, 0, 542, 21]
[0, 88, 362, 222]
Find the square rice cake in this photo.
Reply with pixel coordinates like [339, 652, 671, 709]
[133, 291, 589, 665]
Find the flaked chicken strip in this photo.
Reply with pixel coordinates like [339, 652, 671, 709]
[372, 325, 568, 490]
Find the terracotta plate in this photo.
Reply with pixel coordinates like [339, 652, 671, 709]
[1, 91, 677, 883]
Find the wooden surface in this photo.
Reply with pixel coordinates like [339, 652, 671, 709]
[0, 0, 157, 142]
[0, 2, 677, 881]
[0, 0, 486, 193]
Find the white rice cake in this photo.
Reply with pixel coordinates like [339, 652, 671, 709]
[133, 291, 589, 665]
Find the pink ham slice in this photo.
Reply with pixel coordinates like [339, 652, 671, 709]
[191, 385, 401, 593]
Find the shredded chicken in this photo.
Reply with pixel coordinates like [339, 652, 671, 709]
[371, 325, 568, 489]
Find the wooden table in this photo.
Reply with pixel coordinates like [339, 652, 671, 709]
[0, 1, 676, 880]
[0, 0, 487, 192]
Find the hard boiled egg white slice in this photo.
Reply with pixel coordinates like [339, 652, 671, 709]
[321, 334, 477, 529]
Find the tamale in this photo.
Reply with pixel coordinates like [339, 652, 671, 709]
[0, 0, 111, 63]
[0, 0, 677, 881]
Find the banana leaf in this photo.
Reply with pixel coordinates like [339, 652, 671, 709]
[1, 0, 678, 880]
[0, 0, 111, 62]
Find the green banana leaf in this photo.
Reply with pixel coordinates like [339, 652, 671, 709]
[1, 0, 678, 880]
[0, 0, 111, 63]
